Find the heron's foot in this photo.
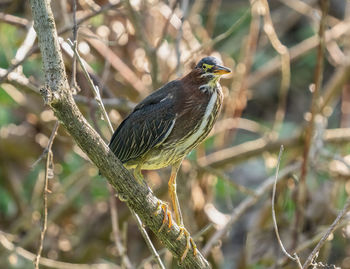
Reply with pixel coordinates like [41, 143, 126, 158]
[176, 226, 197, 262]
[154, 201, 173, 232]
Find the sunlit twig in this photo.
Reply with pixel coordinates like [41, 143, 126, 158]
[131, 210, 166, 269]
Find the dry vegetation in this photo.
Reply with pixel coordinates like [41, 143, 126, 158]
[1, 0, 350, 268]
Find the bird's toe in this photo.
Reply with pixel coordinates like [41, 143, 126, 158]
[176, 226, 197, 262]
[154, 201, 173, 232]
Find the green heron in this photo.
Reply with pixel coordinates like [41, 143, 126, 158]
[109, 56, 231, 260]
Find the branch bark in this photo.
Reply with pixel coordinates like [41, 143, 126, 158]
[29, 0, 209, 268]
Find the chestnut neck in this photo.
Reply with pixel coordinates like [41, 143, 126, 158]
[181, 68, 220, 94]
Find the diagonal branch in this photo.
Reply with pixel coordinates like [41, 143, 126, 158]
[29, 0, 209, 267]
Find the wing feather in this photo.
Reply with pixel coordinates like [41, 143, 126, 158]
[109, 81, 180, 163]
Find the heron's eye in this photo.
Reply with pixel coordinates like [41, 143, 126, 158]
[202, 63, 213, 72]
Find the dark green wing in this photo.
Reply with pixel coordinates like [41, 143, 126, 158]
[109, 80, 180, 163]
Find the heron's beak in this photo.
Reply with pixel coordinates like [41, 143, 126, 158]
[213, 64, 231, 75]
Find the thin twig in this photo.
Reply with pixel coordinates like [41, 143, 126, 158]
[131, 210, 166, 269]
[0, 12, 29, 27]
[182, 8, 250, 65]
[221, 0, 259, 146]
[320, 66, 350, 113]
[248, 20, 350, 89]
[175, 0, 189, 76]
[206, 0, 222, 37]
[302, 197, 350, 268]
[294, 0, 328, 250]
[261, 0, 291, 138]
[31, 121, 60, 168]
[278, 0, 339, 26]
[81, 29, 147, 96]
[271, 145, 302, 268]
[100, 59, 112, 90]
[14, 23, 37, 71]
[108, 187, 130, 268]
[70, 0, 79, 93]
[137, 224, 214, 269]
[34, 120, 59, 269]
[68, 38, 132, 266]
[154, 0, 179, 50]
[74, 95, 135, 111]
[68, 39, 114, 133]
[124, 0, 159, 88]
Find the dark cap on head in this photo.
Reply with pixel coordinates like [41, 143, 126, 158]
[195, 56, 223, 68]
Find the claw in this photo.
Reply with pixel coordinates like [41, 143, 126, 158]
[176, 226, 198, 262]
[154, 201, 172, 232]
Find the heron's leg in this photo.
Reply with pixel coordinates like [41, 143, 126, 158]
[168, 160, 197, 261]
[168, 160, 183, 226]
[133, 164, 144, 184]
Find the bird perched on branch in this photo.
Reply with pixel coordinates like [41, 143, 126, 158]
[109, 56, 231, 261]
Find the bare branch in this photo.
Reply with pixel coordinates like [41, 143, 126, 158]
[68, 39, 114, 133]
[70, 0, 79, 93]
[248, 20, 350, 88]
[261, 0, 291, 138]
[271, 146, 302, 268]
[29, 0, 209, 267]
[0, 12, 29, 27]
[294, 0, 328, 249]
[34, 120, 59, 268]
[131, 210, 165, 269]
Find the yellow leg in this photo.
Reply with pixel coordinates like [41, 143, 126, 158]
[168, 160, 183, 226]
[133, 164, 144, 184]
[153, 161, 197, 262]
[168, 160, 197, 261]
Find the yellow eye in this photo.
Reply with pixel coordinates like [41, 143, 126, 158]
[202, 63, 213, 71]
